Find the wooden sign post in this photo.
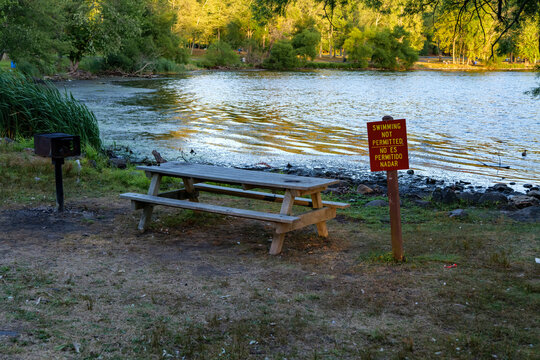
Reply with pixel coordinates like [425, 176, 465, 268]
[367, 116, 409, 261]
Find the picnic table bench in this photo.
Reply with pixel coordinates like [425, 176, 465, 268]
[120, 162, 349, 255]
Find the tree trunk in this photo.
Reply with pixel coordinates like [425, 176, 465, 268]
[452, 38, 456, 64]
[69, 60, 79, 73]
[329, 25, 333, 58]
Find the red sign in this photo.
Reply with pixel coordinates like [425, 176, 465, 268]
[367, 119, 409, 172]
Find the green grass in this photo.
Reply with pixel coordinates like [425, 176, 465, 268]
[0, 60, 11, 70]
[0, 71, 102, 149]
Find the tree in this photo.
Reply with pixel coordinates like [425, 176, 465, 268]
[0, 0, 67, 73]
[404, 0, 540, 59]
[343, 27, 372, 66]
[516, 16, 539, 63]
[64, 0, 98, 72]
[343, 25, 417, 69]
[263, 39, 298, 69]
[292, 28, 321, 60]
[204, 40, 239, 66]
[102, 0, 187, 72]
[368, 26, 418, 69]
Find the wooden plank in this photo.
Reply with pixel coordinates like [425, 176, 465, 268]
[269, 190, 295, 255]
[276, 207, 336, 234]
[311, 192, 329, 237]
[136, 162, 339, 191]
[120, 193, 299, 224]
[138, 174, 161, 232]
[299, 186, 329, 197]
[157, 188, 188, 200]
[194, 183, 350, 209]
[182, 177, 199, 202]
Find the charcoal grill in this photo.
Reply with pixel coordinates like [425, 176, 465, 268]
[34, 133, 81, 211]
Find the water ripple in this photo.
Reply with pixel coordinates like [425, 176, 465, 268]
[58, 71, 540, 186]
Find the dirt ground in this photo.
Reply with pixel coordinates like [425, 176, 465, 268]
[1, 196, 538, 359]
[0, 198, 369, 358]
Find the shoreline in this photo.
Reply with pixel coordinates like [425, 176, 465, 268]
[107, 146, 539, 214]
[41, 62, 538, 82]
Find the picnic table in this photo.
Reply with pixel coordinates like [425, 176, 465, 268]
[120, 162, 349, 255]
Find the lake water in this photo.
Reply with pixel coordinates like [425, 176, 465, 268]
[59, 70, 540, 187]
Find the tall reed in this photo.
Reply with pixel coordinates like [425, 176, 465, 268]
[0, 71, 102, 149]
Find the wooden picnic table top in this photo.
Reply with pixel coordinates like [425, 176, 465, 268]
[137, 162, 340, 191]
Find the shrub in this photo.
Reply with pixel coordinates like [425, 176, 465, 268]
[16, 60, 42, 78]
[263, 40, 298, 70]
[0, 72, 101, 149]
[174, 47, 190, 64]
[154, 58, 183, 73]
[343, 28, 372, 68]
[203, 41, 239, 67]
[292, 28, 321, 61]
[79, 56, 104, 73]
[343, 26, 419, 70]
[370, 27, 418, 70]
[104, 53, 135, 72]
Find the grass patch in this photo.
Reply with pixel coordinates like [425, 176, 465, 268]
[0, 60, 11, 71]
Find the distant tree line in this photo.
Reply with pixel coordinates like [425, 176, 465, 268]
[1, 0, 538, 74]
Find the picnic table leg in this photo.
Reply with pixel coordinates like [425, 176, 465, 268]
[138, 174, 162, 232]
[269, 190, 295, 255]
[311, 192, 329, 237]
[182, 177, 199, 202]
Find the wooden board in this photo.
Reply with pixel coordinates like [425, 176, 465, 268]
[136, 163, 340, 191]
[194, 183, 350, 209]
[275, 207, 336, 234]
[120, 193, 299, 224]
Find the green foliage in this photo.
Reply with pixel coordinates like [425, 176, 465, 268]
[0, 72, 101, 149]
[0, 0, 67, 75]
[370, 26, 418, 69]
[343, 28, 372, 68]
[526, 65, 540, 98]
[2, 0, 539, 75]
[104, 53, 135, 72]
[263, 40, 298, 69]
[516, 16, 540, 64]
[140, 1, 189, 64]
[1, 0, 186, 75]
[174, 46, 190, 65]
[15, 60, 42, 78]
[64, 0, 97, 71]
[343, 26, 418, 69]
[292, 28, 321, 60]
[78, 56, 104, 73]
[99, 0, 187, 72]
[223, 20, 245, 50]
[153, 58, 185, 73]
[203, 41, 240, 67]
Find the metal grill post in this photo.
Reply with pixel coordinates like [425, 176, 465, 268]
[53, 158, 65, 212]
